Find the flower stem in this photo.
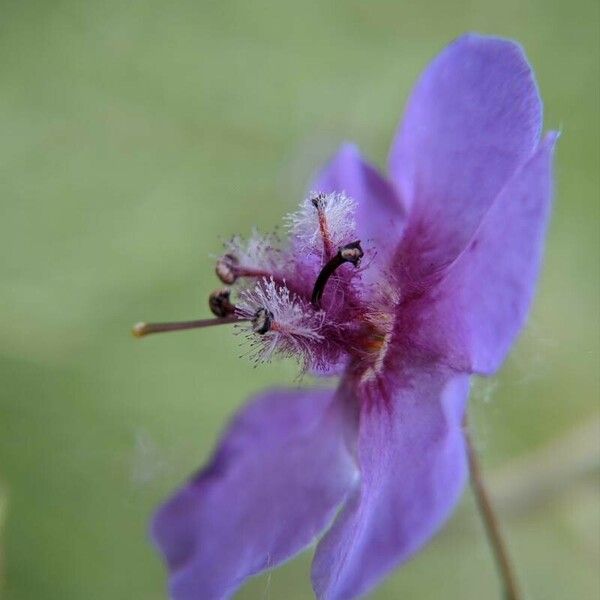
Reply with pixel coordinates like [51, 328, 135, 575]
[465, 428, 522, 600]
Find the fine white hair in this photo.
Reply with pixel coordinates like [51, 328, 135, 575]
[236, 278, 324, 365]
[285, 192, 357, 258]
[223, 229, 282, 273]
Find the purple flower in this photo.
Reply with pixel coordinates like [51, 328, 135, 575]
[150, 34, 557, 599]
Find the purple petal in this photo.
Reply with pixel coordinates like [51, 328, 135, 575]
[389, 33, 542, 281]
[312, 143, 406, 273]
[311, 367, 470, 600]
[152, 388, 358, 600]
[406, 133, 558, 375]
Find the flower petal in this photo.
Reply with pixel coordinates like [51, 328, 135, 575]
[152, 387, 358, 600]
[389, 33, 542, 281]
[405, 133, 558, 375]
[312, 143, 406, 273]
[311, 367, 470, 600]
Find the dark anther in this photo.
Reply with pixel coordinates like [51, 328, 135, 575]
[215, 254, 239, 285]
[311, 240, 364, 308]
[310, 192, 326, 209]
[209, 288, 236, 318]
[252, 307, 274, 335]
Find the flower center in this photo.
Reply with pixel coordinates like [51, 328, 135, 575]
[132, 191, 396, 384]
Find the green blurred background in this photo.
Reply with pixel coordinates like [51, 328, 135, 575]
[1, 0, 598, 598]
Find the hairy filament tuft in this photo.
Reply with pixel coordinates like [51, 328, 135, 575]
[236, 278, 325, 366]
[217, 230, 283, 285]
[285, 192, 357, 258]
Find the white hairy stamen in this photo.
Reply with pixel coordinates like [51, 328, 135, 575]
[223, 229, 282, 275]
[285, 192, 357, 257]
[236, 278, 324, 364]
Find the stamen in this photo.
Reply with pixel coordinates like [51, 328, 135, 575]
[209, 289, 236, 317]
[285, 192, 356, 258]
[132, 315, 241, 338]
[215, 254, 276, 285]
[252, 307, 273, 335]
[311, 240, 364, 307]
[311, 193, 335, 259]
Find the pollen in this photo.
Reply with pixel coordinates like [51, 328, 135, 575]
[358, 329, 393, 385]
[355, 290, 398, 385]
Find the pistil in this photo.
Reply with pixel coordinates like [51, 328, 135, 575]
[311, 240, 364, 307]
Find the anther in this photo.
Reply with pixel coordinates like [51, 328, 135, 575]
[310, 192, 326, 209]
[311, 240, 364, 307]
[215, 254, 239, 284]
[252, 307, 273, 335]
[209, 288, 236, 318]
